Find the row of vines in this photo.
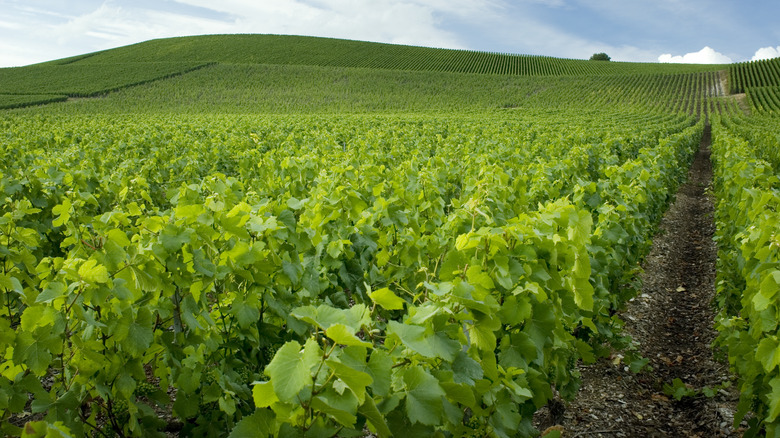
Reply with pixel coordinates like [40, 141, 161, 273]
[729, 57, 780, 94]
[1, 111, 701, 437]
[712, 112, 780, 437]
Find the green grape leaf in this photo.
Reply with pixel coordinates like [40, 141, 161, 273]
[387, 320, 458, 361]
[292, 304, 369, 332]
[452, 351, 483, 386]
[440, 250, 467, 281]
[106, 228, 131, 247]
[78, 259, 109, 284]
[114, 307, 154, 357]
[160, 225, 190, 252]
[229, 409, 275, 438]
[440, 382, 476, 408]
[252, 381, 279, 408]
[403, 365, 445, 426]
[102, 239, 127, 270]
[468, 313, 501, 352]
[174, 391, 201, 419]
[286, 197, 306, 210]
[755, 271, 780, 311]
[13, 332, 52, 376]
[232, 299, 260, 329]
[115, 374, 136, 399]
[325, 359, 373, 404]
[368, 350, 393, 397]
[0, 274, 21, 293]
[174, 204, 206, 222]
[51, 199, 71, 227]
[311, 387, 359, 427]
[567, 209, 593, 246]
[192, 249, 216, 277]
[466, 266, 495, 293]
[325, 324, 371, 347]
[265, 339, 321, 402]
[369, 287, 405, 310]
[498, 295, 532, 326]
[572, 252, 591, 278]
[20, 305, 57, 331]
[491, 395, 522, 434]
[756, 337, 780, 373]
[767, 377, 780, 422]
[572, 277, 594, 311]
[35, 281, 67, 304]
[358, 397, 393, 438]
[21, 420, 73, 438]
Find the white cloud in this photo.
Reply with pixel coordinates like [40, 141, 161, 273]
[0, 20, 24, 30]
[476, 9, 660, 62]
[167, 0, 483, 49]
[752, 46, 780, 61]
[518, 0, 566, 6]
[1, 0, 489, 67]
[658, 46, 732, 64]
[0, 0, 771, 68]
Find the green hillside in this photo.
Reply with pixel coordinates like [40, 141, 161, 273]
[51, 34, 723, 75]
[0, 34, 732, 112]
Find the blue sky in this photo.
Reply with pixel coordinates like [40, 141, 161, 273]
[1, 0, 778, 68]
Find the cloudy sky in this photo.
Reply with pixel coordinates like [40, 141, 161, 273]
[1, 0, 779, 68]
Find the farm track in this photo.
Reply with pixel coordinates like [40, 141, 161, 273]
[545, 124, 740, 437]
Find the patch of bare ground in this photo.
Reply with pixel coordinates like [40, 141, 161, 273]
[537, 124, 740, 437]
[725, 93, 751, 115]
[718, 70, 729, 96]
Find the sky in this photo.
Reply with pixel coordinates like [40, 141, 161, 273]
[1, 0, 779, 68]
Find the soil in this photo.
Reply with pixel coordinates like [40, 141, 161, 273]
[723, 93, 751, 115]
[718, 70, 729, 96]
[536, 123, 741, 437]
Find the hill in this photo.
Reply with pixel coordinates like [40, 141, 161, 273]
[51, 34, 721, 76]
[0, 35, 726, 112]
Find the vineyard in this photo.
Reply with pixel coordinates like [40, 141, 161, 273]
[0, 35, 779, 437]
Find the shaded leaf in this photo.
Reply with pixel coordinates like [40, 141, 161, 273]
[229, 409, 275, 438]
[403, 366, 445, 426]
[326, 359, 373, 404]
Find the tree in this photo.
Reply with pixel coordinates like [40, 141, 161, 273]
[589, 53, 611, 61]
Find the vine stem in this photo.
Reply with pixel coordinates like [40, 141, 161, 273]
[302, 337, 339, 430]
[60, 284, 85, 389]
[81, 417, 110, 438]
[172, 287, 183, 335]
[3, 246, 15, 324]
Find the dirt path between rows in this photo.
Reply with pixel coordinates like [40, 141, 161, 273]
[543, 124, 740, 437]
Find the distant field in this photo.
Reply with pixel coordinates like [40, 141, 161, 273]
[0, 93, 67, 110]
[29, 63, 724, 114]
[0, 62, 211, 96]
